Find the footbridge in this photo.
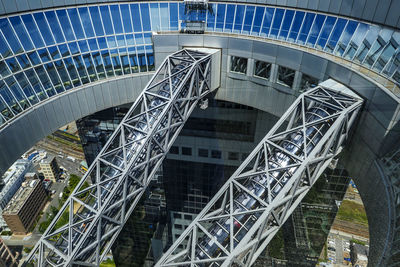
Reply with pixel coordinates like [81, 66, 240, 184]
[26, 49, 362, 266]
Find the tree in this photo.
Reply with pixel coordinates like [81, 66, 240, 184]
[69, 174, 81, 190]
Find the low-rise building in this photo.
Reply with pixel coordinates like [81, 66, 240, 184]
[351, 243, 369, 267]
[24, 173, 38, 180]
[39, 155, 61, 182]
[2, 179, 47, 234]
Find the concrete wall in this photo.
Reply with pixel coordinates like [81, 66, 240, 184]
[153, 34, 400, 266]
[0, 33, 399, 265]
[0, 73, 152, 174]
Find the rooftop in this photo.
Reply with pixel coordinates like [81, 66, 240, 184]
[40, 155, 55, 165]
[3, 180, 40, 215]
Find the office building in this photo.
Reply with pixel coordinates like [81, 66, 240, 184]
[39, 155, 61, 182]
[0, 159, 31, 229]
[2, 179, 47, 234]
[0, 1, 398, 265]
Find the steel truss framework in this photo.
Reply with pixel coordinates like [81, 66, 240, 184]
[27, 49, 212, 266]
[156, 83, 363, 267]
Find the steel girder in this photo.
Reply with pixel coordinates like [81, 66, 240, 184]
[156, 81, 363, 267]
[26, 49, 212, 266]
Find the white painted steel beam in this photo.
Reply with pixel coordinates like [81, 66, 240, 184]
[156, 79, 363, 267]
[26, 49, 220, 266]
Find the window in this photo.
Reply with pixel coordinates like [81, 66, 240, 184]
[300, 74, 318, 91]
[182, 147, 192, 156]
[228, 152, 239, 160]
[174, 224, 182, 229]
[198, 148, 208, 157]
[170, 146, 179, 154]
[254, 60, 271, 79]
[211, 150, 222, 159]
[184, 214, 192, 220]
[241, 153, 249, 161]
[173, 213, 181, 219]
[230, 56, 247, 74]
[277, 66, 295, 88]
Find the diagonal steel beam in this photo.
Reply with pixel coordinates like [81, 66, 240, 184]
[156, 79, 363, 267]
[26, 49, 220, 266]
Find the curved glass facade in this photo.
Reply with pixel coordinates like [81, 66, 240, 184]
[0, 2, 399, 127]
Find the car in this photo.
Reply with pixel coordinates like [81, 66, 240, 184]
[51, 190, 56, 194]
[327, 247, 336, 252]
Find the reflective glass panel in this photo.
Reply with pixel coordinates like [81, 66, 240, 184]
[251, 6, 264, 35]
[215, 4, 226, 32]
[0, 61, 10, 77]
[58, 44, 70, 57]
[110, 5, 123, 34]
[365, 38, 385, 67]
[63, 57, 80, 86]
[68, 9, 85, 39]
[242, 6, 254, 35]
[336, 20, 358, 56]
[73, 55, 90, 84]
[78, 40, 89, 53]
[34, 12, 55, 46]
[297, 13, 315, 44]
[279, 9, 294, 40]
[6, 57, 21, 73]
[21, 14, 45, 48]
[270, 8, 284, 38]
[260, 8, 274, 37]
[0, 18, 23, 54]
[28, 51, 41, 65]
[170, 3, 179, 30]
[150, 3, 161, 31]
[100, 6, 114, 35]
[56, 9, 75, 41]
[374, 42, 396, 72]
[0, 32, 12, 58]
[316, 16, 336, 49]
[307, 14, 325, 46]
[140, 4, 151, 31]
[83, 53, 98, 81]
[78, 7, 95, 38]
[206, 4, 216, 31]
[137, 46, 147, 72]
[325, 18, 346, 52]
[45, 11, 65, 43]
[89, 6, 104, 36]
[233, 5, 245, 33]
[9, 16, 34, 51]
[17, 54, 31, 69]
[120, 4, 133, 33]
[288, 11, 305, 42]
[131, 4, 143, 32]
[224, 5, 235, 32]
[160, 3, 169, 31]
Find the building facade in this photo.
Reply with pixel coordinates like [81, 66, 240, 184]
[2, 179, 47, 234]
[39, 155, 60, 182]
[0, 1, 398, 266]
[0, 159, 31, 229]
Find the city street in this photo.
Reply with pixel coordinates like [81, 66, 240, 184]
[1, 151, 84, 248]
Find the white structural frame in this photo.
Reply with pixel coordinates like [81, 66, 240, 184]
[156, 80, 363, 267]
[27, 49, 214, 266]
